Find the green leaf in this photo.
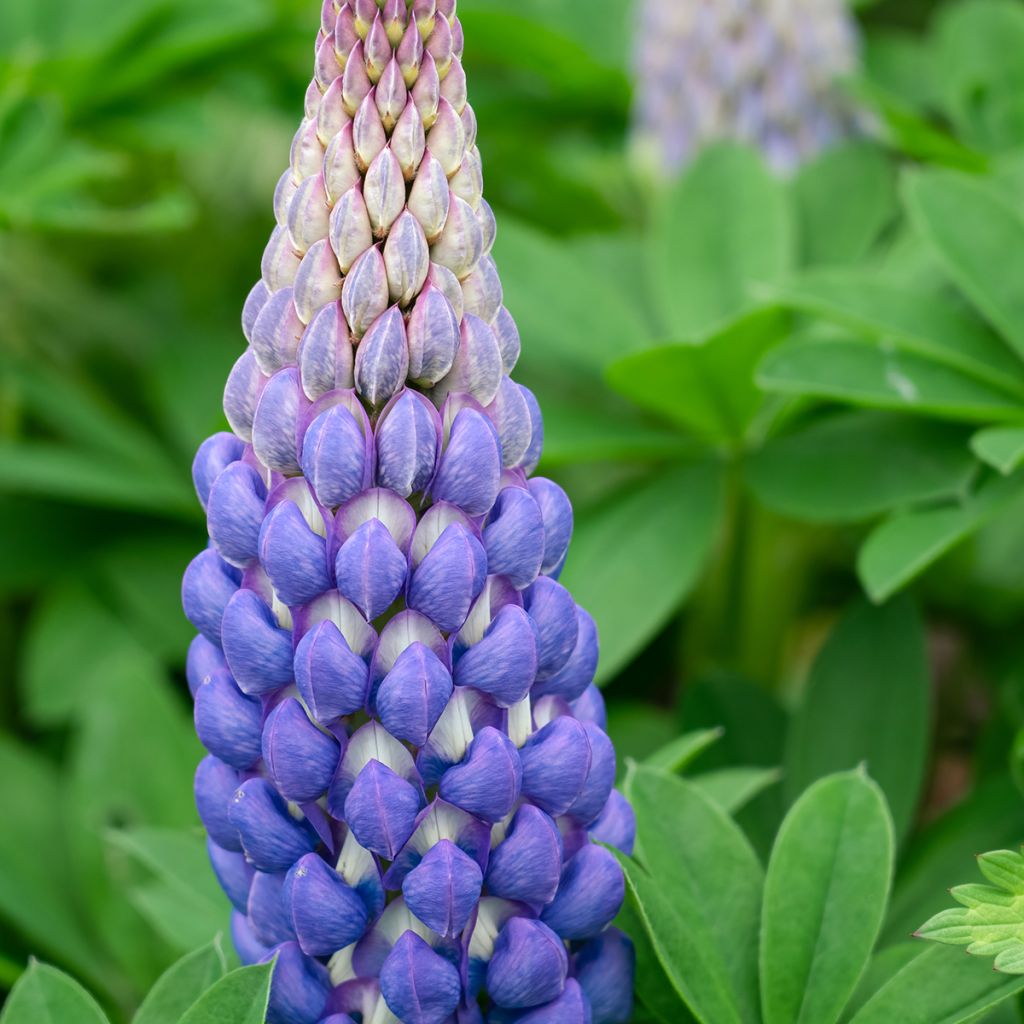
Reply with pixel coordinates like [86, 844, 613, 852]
[133, 940, 227, 1024]
[904, 170, 1024, 361]
[757, 336, 1024, 423]
[746, 411, 977, 523]
[847, 944, 1024, 1024]
[917, 849, 1024, 972]
[177, 962, 274, 1024]
[972, 427, 1024, 475]
[885, 776, 1024, 946]
[492, 217, 643, 374]
[766, 270, 1024, 399]
[760, 771, 895, 1024]
[0, 962, 109, 1024]
[857, 469, 1024, 602]
[691, 767, 782, 815]
[645, 728, 723, 774]
[790, 142, 897, 266]
[606, 704, 683, 780]
[108, 828, 230, 953]
[650, 144, 794, 338]
[784, 598, 930, 842]
[0, 736, 107, 991]
[842, 943, 924, 1022]
[561, 462, 723, 684]
[621, 766, 763, 1024]
[605, 307, 791, 443]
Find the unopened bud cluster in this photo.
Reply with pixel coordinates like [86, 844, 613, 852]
[632, 0, 861, 174]
[182, 2, 635, 1022]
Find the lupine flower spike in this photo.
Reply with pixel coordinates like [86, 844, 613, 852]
[183, 2, 635, 1021]
[632, 0, 862, 175]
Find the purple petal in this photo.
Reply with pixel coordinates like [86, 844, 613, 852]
[208, 839, 253, 913]
[262, 697, 341, 803]
[375, 641, 453, 746]
[182, 549, 241, 646]
[300, 402, 370, 509]
[453, 605, 537, 708]
[567, 723, 615, 826]
[249, 870, 296, 946]
[195, 754, 243, 852]
[401, 838, 482, 938]
[221, 588, 293, 696]
[334, 518, 408, 620]
[252, 367, 304, 475]
[527, 478, 573, 578]
[298, 301, 354, 401]
[431, 407, 501, 516]
[533, 608, 598, 703]
[572, 929, 635, 1024]
[374, 388, 441, 497]
[485, 804, 562, 906]
[186, 634, 226, 698]
[224, 349, 268, 443]
[243, 280, 271, 343]
[486, 375, 533, 468]
[433, 314, 502, 406]
[587, 790, 636, 856]
[289, 852, 369, 956]
[263, 941, 329, 1024]
[513, 978, 591, 1024]
[406, 283, 459, 385]
[487, 917, 568, 1010]
[439, 725, 522, 823]
[493, 306, 521, 374]
[482, 486, 544, 590]
[251, 287, 304, 374]
[380, 932, 461, 1024]
[232, 910, 271, 966]
[294, 619, 369, 722]
[519, 716, 592, 817]
[540, 845, 624, 941]
[354, 306, 410, 406]
[571, 684, 607, 731]
[207, 461, 268, 568]
[192, 432, 245, 509]
[524, 577, 578, 681]
[258, 500, 332, 607]
[229, 778, 317, 873]
[519, 384, 544, 476]
[407, 523, 486, 633]
[344, 759, 423, 859]
[194, 668, 263, 770]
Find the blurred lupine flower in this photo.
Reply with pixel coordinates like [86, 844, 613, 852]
[631, 0, 862, 175]
[182, 2, 635, 1022]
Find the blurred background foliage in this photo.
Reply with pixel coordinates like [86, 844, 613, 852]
[4, 0, 1024, 1019]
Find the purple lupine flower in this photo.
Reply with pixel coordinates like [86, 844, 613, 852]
[631, 0, 862, 175]
[182, 3, 634, 1023]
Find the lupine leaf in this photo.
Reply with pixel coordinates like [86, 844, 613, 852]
[692, 767, 782, 815]
[746, 411, 977, 523]
[177, 962, 274, 1024]
[842, 943, 924, 1022]
[858, 469, 1024, 602]
[605, 307, 791, 443]
[904, 170, 1024, 361]
[760, 771, 895, 1024]
[757, 336, 1024, 422]
[847, 945, 1024, 1024]
[562, 461, 723, 684]
[784, 598, 930, 843]
[621, 765, 762, 1024]
[917, 849, 1024, 971]
[133, 940, 228, 1024]
[790, 142, 897, 266]
[885, 776, 1024, 946]
[972, 427, 1024, 475]
[108, 829, 230, 954]
[650, 144, 794, 338]
[765, 271, 1024, 399]
[0, 962, 109, 1024]
[645, 728, 723, 774]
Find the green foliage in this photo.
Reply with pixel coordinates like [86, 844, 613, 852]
[0, 962, 110, 1024]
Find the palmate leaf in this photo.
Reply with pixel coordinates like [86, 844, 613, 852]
[918, 849, 1024, 972]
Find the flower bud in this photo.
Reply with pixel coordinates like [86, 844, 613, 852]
[294, 619, 370, 722]
[195, 754, 243, 851]
[183, 549, 241, 645]
[301, 402, 371, 509]
[354, 306, 410, 406]
[298, 302, 355, 400]
[374, 389, 441, 496]
[259, 500, 332, 608]
[485, 804, 562, 905]
[263, 941, 330, 1024]
[525, 577, 578, 680]
[224, 350, 266, 443]
[375, 642, 452, 746]
[289, 853, 369, 956]
[345, 759, 423, 859]
[208, 840, 253, 913]
[262, 697, 341, 803]
[430, 194, 482, 278]
[384, 210, 430, 306]
[194, 668, 264, 770]
[487, 918, 567, 1009]
[363, 147, 405, 237]
[430, 407, 501, 516]
[221, 588, 294, 696]
[192, 432, 245, 509]
[433, 314, 502, 406]
[335, 518, 408, 620]
[249, 870, 295, 946]
[573, 929, 635, 1024]
[288, 173, 331, 254]
[406, 283, 459, 385]
[380, 932, 461, 1024]
[342, 245, 389, 338]
[230, 778, 318, 873]
[402, 838, 482, 938]
[408, 151, 450, 241]
[252, 367, 304, 475]
[439, 725, 522, 820]
[252, 288, 305, 373]
[540, 845, 624, 941]
[587, 790, 636, 856]
[519, 716, 591, 817]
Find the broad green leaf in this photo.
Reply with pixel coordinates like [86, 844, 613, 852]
[904, 170, 1024, 360]
[605, 307, 791, 443]
[885, 777, 1024, 945]
[177, 962, 274, 1024]
[842, 943, 924, 1022]
[746, 411, 977, 523]
[790, 142, 897, 266]
[537, 393, 694, 468]
[858, 469, 1024, 602]
[784, 598, 930, 842]
[561, 462, 723, 683]
[691, 767, 782, 815]
[761, 771, 895, 1024]
[848, 945, 1024, 1024]
[972, 427, 1024, 475]
[0, 962, 109, 1024]
[133, 940, 227, 1024]
[108, 829, 230, 953]
[918, 849, 1024, 972]
[0, 737, 107, 992]
[757, 336, 1024, 423]
[607, 704, 682, 780]
[646, 729, 723, 774]
[493, 217, 643, 374]
[650, 144, 794, 338]
[622, 766, 763, 1024]
[766, 270, 1024, 399]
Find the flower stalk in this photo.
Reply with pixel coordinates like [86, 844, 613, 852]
[182, 2, 635, 1021]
